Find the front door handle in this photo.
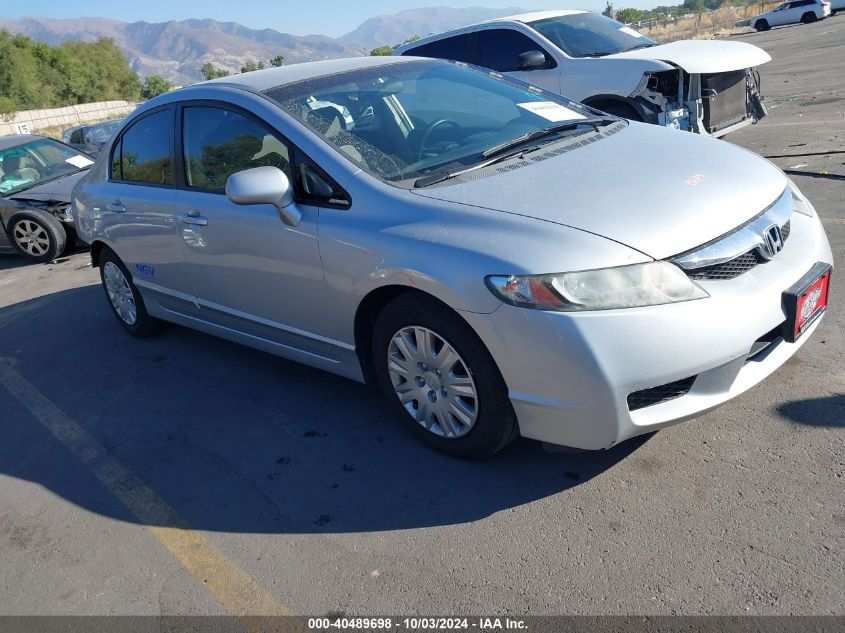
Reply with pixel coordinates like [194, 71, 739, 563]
[107, 200, 125, 213]
[179, 211, 208, 226]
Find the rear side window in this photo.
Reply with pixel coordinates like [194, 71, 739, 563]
[478, 29, 555, 72]
[402, 33, 478, 64]
[181, 106, 293, 192]
[111, 109, 174, 185]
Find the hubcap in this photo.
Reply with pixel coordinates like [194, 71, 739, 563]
[103, 261, 137, 325]
[12, 220, 50, 257]
[387, 326, 478, 439]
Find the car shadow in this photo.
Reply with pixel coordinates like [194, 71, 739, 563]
[0, 285, 651, 535]
[784, 169, 845, 182]
[777, 394, 845, 427]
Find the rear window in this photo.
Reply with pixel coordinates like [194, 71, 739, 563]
[111, 109, 174, 185]
[401, 33, 478, 64]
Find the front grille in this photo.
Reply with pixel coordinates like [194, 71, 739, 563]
[627, 376, 697, 411]
[687, 251, 760, 280]
[685, 220, 791, 281]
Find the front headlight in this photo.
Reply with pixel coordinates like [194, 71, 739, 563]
[788, 179, 815, 217]
[486, 261, 709, 312]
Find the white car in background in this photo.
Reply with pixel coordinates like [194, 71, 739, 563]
[395, 10, 771, 137]
[750, 0, 831, 31]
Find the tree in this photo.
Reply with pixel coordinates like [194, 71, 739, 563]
[370, 35, 421, 56]
[201, 62, 230, 81]
[369, 45, 394, 56]
[141, 75, 171, 100]
[269, 55, 284, 67]
[616, 8, 646, 23]
[240, 60, 265, 73]
[0, 30, 140, 111]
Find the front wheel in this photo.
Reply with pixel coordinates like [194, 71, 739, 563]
[373, 293, 518, 459]
[755, 19, 770, 31]
[7, 210, 67, 262]
[99, 249, 160, 338]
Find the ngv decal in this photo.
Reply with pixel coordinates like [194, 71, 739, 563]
[135, 264, 155, 277]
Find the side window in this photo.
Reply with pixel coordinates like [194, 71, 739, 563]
[111, 109, 174, 185]
[402, 33, 479, 64]
[479, 29, 554, 72]
[182, 106, 293, 192]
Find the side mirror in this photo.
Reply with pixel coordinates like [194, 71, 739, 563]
[516, 50, 548, 71]
[225, 166, 301, 226]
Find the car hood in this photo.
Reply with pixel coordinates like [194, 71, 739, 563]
[411, 122, 787, 260]
[603, 40, 771, 73]
[5, 170, 86, 203]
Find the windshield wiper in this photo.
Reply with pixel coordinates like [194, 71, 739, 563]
[625, 43, 656, 51]
[413, 119, 614, 188]
[481, 117, 616, 160]
[413, 143, 548, 188]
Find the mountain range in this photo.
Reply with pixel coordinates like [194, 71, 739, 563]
[0, 6, 526, 85]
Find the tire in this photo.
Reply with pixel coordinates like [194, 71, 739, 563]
[373, 293, 518, 459]
[6, 209, 67, 262]
[754, 19, 770, 31]
[98, 248, 160, 338]
[801, 12, 818, 23]
[594, 101, 643, 122]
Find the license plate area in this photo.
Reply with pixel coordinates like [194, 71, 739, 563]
[782, 262, 832, 343]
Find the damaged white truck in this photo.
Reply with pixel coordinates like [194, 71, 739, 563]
[394, 10, 770, 137]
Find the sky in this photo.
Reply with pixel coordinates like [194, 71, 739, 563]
[4, 0, 665, 37]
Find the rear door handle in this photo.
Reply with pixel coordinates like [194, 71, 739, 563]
[179, 211, 208, 226]
[107, 200, 125, 213]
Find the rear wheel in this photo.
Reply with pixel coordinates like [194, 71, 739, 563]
[755, 19, 770, 31]
[7, 210, 66, 262]
[99, 249, 160, 338]
[373, 293, 518, 459]
[801, 11, 818, 23]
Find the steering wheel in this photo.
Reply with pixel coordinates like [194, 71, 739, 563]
[417, 119, 462, 161]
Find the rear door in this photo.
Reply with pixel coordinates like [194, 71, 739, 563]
[99, 106, 198, 316]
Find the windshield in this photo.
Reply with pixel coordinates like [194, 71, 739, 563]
[265, 59, 604, 183]
[0, 138, 93, 195]
[88, 120, 122, 144]
[529, 13, 657, 58]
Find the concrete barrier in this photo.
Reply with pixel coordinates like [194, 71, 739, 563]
[0, 100, 138, 137]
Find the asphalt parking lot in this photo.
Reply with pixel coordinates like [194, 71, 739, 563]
[0, 18, 843, 618]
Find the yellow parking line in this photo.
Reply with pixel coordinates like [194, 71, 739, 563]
[0, 358, 293, 622]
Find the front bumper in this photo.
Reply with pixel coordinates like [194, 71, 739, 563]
[464, 209, 833, 450]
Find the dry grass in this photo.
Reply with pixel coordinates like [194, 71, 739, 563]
[638, 2, 780, 43]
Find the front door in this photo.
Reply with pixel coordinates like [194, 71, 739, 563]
[174, 104, 334, 359]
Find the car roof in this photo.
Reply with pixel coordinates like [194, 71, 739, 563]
[200, 56, 412, 93]
[393, 9, 589, 53]
[0, 134, 48, 151]
[490, 9, 588, 23]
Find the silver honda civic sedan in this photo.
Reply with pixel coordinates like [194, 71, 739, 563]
[73, 56, 833, 458]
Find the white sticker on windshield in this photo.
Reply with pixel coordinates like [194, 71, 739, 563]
[66, 155, 94, 168]
[619, 26, 646, 37]
[517, 101, 586, 122]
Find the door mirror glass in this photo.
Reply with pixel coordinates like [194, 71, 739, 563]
[225, 166, 301, 226]
[516, 50, 548, 70]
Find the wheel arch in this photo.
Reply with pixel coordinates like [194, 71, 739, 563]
[353, 284, 483, 384]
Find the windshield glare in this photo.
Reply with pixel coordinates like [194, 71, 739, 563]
[529, 13, 657, 58]
[265, 60, 600, 183]
[0, 138, 93, 195]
